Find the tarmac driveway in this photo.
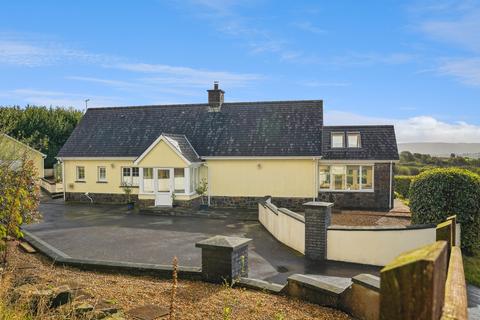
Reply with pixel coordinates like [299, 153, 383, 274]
[24, 200, 380, 284]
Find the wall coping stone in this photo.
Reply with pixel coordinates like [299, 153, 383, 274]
[278, 208, 305, 223]
[195, 235, 252, 250]
[352, 273, 380, 292]
[328, 223, 436, 232]
[303, 201, 334, 208]
[286, 274, 351, 296]
[237, 277, 285, 294]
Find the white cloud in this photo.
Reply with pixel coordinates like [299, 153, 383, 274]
[437, 57, 480, 86]
[325, 110, 480, 143]
[0, 34, 116, 67]
[111, 63, 262, 87]
[1, 88, 121, 108]
[292, 21, 327, 35]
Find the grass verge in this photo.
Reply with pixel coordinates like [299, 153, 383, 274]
[464, 251, 480, 287]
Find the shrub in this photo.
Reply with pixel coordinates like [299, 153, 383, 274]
[410, 168, 480, 255]
[394, 175, 414, 199]
[396, 165, 411, 176]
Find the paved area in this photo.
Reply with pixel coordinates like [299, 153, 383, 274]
[469, 284, 480, 320]
[24, 200, 380, 284]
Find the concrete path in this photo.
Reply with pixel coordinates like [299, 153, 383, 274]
[24, 201, 379, 284]
[468, 284, 480, 320]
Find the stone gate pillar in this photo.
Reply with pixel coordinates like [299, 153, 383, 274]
[196, 235, 252, 283]
[303, 201, 333, 260]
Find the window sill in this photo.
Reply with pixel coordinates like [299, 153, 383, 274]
[97, 181, 108, 184]
[75, 180, 86, 183]
[119, 186, 139, 188]
[319, 189, 374, 193]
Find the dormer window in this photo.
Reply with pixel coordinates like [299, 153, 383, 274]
[347, 132, 361, 148]
[331, 132, 345, 148]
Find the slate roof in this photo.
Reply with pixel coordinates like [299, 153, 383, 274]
[57, 100, 325, 158]
[57, 101, 399, 160]
[161, 133, 201, 163]
[322, 126, 399, 160]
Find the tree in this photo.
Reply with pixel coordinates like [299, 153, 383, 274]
[0, 105, 82, 168]
[0, 135, 40, 264]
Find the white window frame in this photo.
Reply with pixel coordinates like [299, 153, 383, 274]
[318, 164, 374, 192]
[331, 132, 345, 148]
[347, 132, 361, 148]
[76, 166, 85, 181]
[97, 166, 107, 182]
[121, 166, 139, 186]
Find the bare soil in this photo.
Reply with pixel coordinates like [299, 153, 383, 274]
[332, 212, 411, 227]
[1, 242, 352, 320]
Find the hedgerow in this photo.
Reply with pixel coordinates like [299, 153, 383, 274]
[410, 168, 480, 255]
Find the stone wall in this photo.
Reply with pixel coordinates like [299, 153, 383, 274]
[209, 196, 312, 211]
[317, 163, 393, 211]
[65, 192, 202, 209]
[65, 192, 136, 204]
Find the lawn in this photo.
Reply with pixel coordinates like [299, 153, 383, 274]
[464, 251, 480, 287]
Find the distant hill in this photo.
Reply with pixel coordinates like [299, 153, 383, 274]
[398, 143, 480, 158]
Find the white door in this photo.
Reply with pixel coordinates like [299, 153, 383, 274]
[155, 168, 173, 206]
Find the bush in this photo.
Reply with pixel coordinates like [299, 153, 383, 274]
[396, 165, 411, 175]
[410, 168, 480, 255]
[394, 175, 414, 199]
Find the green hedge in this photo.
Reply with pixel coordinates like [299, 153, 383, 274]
[410, 168, 480, 255]
[394, 175, 414, 199]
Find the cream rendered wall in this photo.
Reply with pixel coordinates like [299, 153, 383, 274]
[64, 159, 137, 194]
[258, 203, 305, 253]
[0, 134, 44, 178]
[327, 228, 437, 266]
[206, 159, 316, 198]
[137, 140, 188, 168]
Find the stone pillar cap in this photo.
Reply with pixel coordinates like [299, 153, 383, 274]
[303, 201, 334, 207]
[195, 235, 252, 250]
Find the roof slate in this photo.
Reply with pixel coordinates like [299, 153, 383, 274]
[161, 133, 201, 163]
[321, 126, 399, 160]
[57, 101, 399, 160]
[57, 101, 325, 158]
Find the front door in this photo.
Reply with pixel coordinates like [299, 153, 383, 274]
[155, 168, 173, 206]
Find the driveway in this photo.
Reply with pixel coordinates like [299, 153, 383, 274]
[24, 200, 380, 284]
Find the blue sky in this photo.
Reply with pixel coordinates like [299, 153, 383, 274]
[1, 0, 480, 143]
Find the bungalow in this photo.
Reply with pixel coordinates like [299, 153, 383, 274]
[0, 133, 46, 178]
[57, 82, 399, 210]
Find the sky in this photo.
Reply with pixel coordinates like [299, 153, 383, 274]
[1, 0, 480, 143]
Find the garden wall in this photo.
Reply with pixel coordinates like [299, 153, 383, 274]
[258, 201, 305, 254]
[258, 198, 461, 266]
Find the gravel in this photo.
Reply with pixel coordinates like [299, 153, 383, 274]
[3, 243, 352, 320]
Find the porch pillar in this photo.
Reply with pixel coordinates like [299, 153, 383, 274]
[303, 201, 333, 261]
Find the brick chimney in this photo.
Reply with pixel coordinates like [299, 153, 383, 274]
[207, 81, 224, 112]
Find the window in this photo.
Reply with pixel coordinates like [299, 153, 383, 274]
[331, 132, 344, 148]
[346, 166, 360, 190]
[76, 166, 85, 181]
[122, 167, 139, 186]
[347, 132, 361, 148]
[174, 168, 185, 193]
[319, 165, 331, 190]
[142, 168, 154, 193]
[362, 165, 373, 189]
[97, 166, 107, 182]
[319, 165, 373, 191]
[331, 166, 346, 190]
